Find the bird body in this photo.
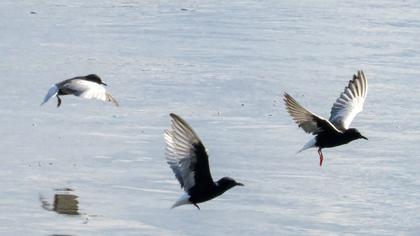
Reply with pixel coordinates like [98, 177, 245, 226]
[187, 177, 240, 205]
[316, 128, 365, 148]
[285, 70, 368, 166]
[165, 113, 243, 209]
[41, 74, 118, 107]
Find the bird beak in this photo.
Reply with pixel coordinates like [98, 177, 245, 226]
[102, 82, 108, 86]
[236, 182, 244, 186]
[361, 135, 368, 140]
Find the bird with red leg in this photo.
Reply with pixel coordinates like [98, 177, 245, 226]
[284, 70, 369, 166]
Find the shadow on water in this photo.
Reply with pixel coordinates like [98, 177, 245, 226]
[40, 188, 79, 215]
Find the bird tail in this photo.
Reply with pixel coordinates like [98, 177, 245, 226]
[41, 85, 58, 106]
[297, 137, 316, 154]
[171, 193, 191, 209]
[106, 92, 119, 106]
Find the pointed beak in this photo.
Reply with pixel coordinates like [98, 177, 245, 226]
[236, 182, 244, 186]
[361, 135, 368, 140]
[102, 82, 108, 86]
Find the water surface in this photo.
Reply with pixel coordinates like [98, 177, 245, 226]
[0, 1, 420, 235]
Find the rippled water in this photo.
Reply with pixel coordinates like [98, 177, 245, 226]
[1, 1, 420, 235]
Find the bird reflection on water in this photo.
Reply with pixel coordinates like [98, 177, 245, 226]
[40, 188, 79, 215]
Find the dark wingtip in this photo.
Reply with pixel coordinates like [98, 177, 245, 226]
[283, 92, 292, 103]
[170, 113, 184, 122]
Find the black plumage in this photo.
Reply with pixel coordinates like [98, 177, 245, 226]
[165, 113, 243, 209]
[284, 70, 368, 166]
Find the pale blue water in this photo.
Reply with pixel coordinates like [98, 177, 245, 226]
[0, 1, 420, 235]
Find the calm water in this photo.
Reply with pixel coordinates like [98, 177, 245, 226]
[1, 1, 420, 235]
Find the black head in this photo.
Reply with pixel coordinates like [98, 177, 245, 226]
[216, 177, 244, 192]
[84, 74, 107, 86]
[346, 128, 368, 141]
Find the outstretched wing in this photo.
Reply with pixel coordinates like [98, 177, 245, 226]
[329, 70, 368, 130]
[41, 85, 58, 106]
[105, 93, 119, 107]
[164, 113, 214, 193]
[284, 93, 340, 134]
[61, 79, 107, 100]
[61, 79, 119, 106]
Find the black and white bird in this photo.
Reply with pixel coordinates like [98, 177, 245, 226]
[164, 113, 243, 209]
[284, 70, 368, 166]
[41, 74, 119, 107]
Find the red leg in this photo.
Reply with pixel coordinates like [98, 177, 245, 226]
[318, 148, 324, 166]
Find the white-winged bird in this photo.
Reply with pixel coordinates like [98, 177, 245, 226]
[284, 70, 368, 166]
[164, 113, 243, 209]
[41, 74, 119, 107]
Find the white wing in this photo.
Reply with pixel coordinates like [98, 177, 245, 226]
[61, 79, 107, 101]
[164, 113, 212, 193]
[41, 85, 58, 106]
[105, 93, 119, 106]
[329, 70, 368, 130]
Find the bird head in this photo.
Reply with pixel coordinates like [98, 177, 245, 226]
[346, 128, 368, 141]
[85, 74, 107, 86]
[216, 177, 244, 192]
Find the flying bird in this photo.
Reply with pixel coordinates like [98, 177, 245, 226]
[164, 113, 243, 209]
[41, 74, 119, 107]
[284, 70, 368, 166]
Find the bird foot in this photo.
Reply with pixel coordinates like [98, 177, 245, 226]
[318, 149, 324, 167]
[193, 203, 200, 210]
[56, 96, 62, 108]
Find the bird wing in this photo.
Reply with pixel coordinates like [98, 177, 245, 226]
[329, 70, 368, 130]
[61, 79, 108, 101]
[284, 93, 341, 134]
[164, 113, 214, 193]
[41, 85, 59, 105]
[105, 92, 119, 107]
